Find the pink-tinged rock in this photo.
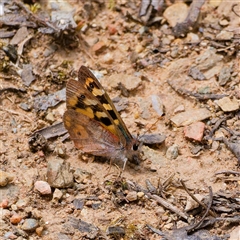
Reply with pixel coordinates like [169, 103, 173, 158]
[34, 181, 51, 195]
[184, 122, 205, 142]
[10, 213, 22, 224]
[0, 199, 9, 208]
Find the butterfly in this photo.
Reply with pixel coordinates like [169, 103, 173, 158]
[63, 66, 141, 169]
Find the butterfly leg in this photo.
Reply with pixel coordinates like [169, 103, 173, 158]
[121, 158, 128, 172]
[117, 158, 128, 178]
[104, 158, 115, 177]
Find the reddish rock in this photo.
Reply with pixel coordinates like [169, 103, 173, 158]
[184, 122, 205, 142]
[108, 24, 117, 35]
[10, 213, 22, 224]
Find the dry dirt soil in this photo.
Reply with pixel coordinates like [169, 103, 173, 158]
[0, 0, 240, 239]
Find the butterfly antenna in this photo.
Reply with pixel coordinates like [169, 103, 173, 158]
[138, 117, 161, 140]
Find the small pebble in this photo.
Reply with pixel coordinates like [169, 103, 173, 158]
[216, 30, 234, 41]
[219, 19, 229, 26]
[174, 105, 185, 114]
[0, 170, 14, 187]
[137, 192, 145, 198]
[164, 222, 174, 230]
[21, 218, 39, 231]
[155, 207, 165, 216]
[102, 52, 114, 64]
[47, 159, 74, 188]
[185, 194, 203, 211]
[4, 232, 18, 239]
[151, 95, 164, 116]
[11, 204, 17, 211]
[162, 215, 169, 221]
[216, 97, 239, 112]
[166, 144, 179, 159]
[55, 146, 66, 158]
[16, 198, 29, 209]
[52, 188, 63, 202]
[126, 191, 138, 202]
[135, 44, 144, 53]
[10, 213, 22, 224]
[85, 200, 93, 206]
[212, 141, 219, 151]
[185, 32, 199, 43]
[34, 181, 52, 195]
[229, 226, 240, 240]
[0, 208, 11, 219]
[45, 112, 55, 123]
[36, 226, 44, 236]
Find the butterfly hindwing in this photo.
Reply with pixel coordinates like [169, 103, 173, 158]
[63, 109, 120, 155]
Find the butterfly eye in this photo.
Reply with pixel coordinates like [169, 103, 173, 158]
[133, 143, 138, 151]
[80, 94, 85, 99]
[89, 83, 94, 89]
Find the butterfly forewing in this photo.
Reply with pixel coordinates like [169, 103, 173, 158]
[66, 79, 121, 138]
[78, 66, 133, 143]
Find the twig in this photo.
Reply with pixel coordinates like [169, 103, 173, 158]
[209, 116, 229, 137]
[168, 80, 227, 100]
[0, 87, 26, 96]
[181, 180, 216, 217]
[146, 225, 166, 237]
[0, 107, 33, 123]
[173, 0, 206, 37]
[232, 4, 240, 18]
[147, 193, 189, 220]
[186, 186, 213, 233]
[13, 0, 59, 33]
[215, 170, 240, 176]
[145, 179, 157, 194]
[222, 125, 240, 136]
[222, 138, 240, 164]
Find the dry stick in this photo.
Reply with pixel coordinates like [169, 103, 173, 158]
[232, 4, 240, 18]
[222, 125, 240, 136]
[215, 170, 240, 176]
[167, 80, 227, 100]
[209, 116, 229, 137]
[173, 0, 205, 37]
[145, 179, 157, 193]
[181, 180, 216, 217]
[222, 138, 240, 164]
[147, 193, 189, 220]
[159, 173, 175, 198]
[0, 87, 26, 95]
[0, 107, 33, 123]
[146, 225, 165, 237]
[162, 173, 175, 189]
[186, 186, 213, 233]
[13, 0, 59, 32]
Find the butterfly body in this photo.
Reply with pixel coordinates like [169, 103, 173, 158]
[63, 66, 140, 167]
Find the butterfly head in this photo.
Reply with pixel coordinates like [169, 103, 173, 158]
[125, 138, 142, 165]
